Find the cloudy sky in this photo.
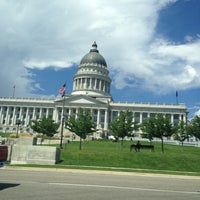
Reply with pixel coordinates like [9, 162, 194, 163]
[0, 0, 200, 118]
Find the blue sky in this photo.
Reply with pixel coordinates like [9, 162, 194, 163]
[0, 0, 200, 119]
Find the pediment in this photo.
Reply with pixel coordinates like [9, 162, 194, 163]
[55, 95, 107, 106]
[69, 98, 95, 104]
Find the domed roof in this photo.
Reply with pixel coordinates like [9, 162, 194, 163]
[80, 42, 107, 67]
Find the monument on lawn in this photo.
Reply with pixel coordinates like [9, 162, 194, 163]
[10, 137, 60, 165]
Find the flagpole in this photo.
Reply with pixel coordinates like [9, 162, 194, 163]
[176, 91, 178, 104]
[12, 85, 15, 98]
[59, 84, 66, 149]
[59, 95, 65, 149]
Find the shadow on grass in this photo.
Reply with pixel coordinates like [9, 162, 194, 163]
[57, 159, 64, 164]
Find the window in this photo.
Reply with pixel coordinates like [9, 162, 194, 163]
[173, 114, 179, 126]
[87, 78, 90, 87]
[112, 111, 118, 120]
[43, 108, 47, 113]
[93, 109, 98, 115]
[142, 113, 148, 122]
[134, 112, 140, 123]
[91, 78, 95, 88]
[150, 113, 156, 118]
[49, 108, 53, 114]
[100, 110, 105, 115]
[96, 79, 100, 89]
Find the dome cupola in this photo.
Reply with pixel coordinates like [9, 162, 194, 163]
[71, 42, 112, 99]
[80, 41, 107, 67]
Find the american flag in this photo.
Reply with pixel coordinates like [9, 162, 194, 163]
[59, 84, 66, 96]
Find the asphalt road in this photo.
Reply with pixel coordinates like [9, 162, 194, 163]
[0, 167, 200, 200]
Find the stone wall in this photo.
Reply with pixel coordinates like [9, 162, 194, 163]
[10, 137, 60, 165]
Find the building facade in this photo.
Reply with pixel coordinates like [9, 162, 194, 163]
[0, 42, 188, 137]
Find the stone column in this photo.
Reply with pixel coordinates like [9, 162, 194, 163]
[13, 107, 16, 125]
[5, 107, 9, 125]
[32, 108, 36, 119]
[89, 78, 92, 89]
[52, 108, 58, 122]
[104, 109, 108, 131]
[81, 78, 84, 89]
[76, 79, 78, 90]
[79, 78, 81, 89]
[139, 112, 142, 124]
[46, 108, 49, 118]
[95, 79, 97, 89]
[183, 114, 186, 122]
[0, 106, 2, 124]
[171, 114, 174, 124]
[39, 108, 42, 118]
[25, 107, 29, 126]
[99, 80, 102, 91]
[19, 107, 22, 121]
[73, 79, 76, 90]
[97, 109, 100, 128]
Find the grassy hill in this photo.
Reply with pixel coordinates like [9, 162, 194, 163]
[58, 140, 200, 175]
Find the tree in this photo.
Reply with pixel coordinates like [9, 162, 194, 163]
[30, 116, 60, 138]
[109, 111, 136, 148]
[141, 114, 174, 153]
[187, 115, 200, 140]
[173, 120, 189, 145]
[140, 117, 155, 144]
[65, 108, 96, 150]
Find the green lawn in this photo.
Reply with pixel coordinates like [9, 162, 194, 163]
[58, 140, 200, 174]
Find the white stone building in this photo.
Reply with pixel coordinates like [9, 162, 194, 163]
[0, 42, 188, 137]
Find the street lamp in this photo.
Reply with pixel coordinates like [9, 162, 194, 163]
[16, 119, 21, 138]
[59, 116, 65, 149]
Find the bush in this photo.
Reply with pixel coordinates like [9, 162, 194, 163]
[10, 133, 17, 138]
[0, 132, 11, 137]
[19, 133, 32, 137]
[9, 133, 32, 138]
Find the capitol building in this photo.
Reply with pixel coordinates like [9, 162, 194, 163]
[0, 42, 188, 138]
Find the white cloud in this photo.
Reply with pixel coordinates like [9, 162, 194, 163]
[184, 35, 193, 42]
[34, 83, 44, 92]
[153, 40, 200, 63]
[0, 0, 200, 98]
[194, 109, 200, 117]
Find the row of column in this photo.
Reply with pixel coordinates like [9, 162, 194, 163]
[0, 106, 53, 126]
[0, 105, 187, 133]
[110, 111, 186, 125]
[73, 77, 110, 93]
[54, 107, 109, 131]
[0, 106, 109, 131]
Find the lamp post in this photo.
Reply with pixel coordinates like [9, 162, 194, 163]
[59, 116, 65, 149]
[16, 119, 21, 138]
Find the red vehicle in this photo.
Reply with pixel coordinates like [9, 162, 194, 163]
[0, 146, 8, 167]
